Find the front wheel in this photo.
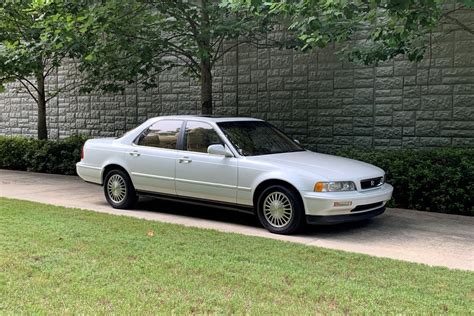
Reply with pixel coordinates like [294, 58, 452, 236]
[104, 169, 137, 209]
[257, 185, 304, 234]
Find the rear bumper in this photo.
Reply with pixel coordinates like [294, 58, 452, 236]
[306, 206, 385, 225]
[76, 162, 102, 184]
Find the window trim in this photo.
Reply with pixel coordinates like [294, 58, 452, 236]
[133, 119, 185, 150]
[181, 120, 227, 154]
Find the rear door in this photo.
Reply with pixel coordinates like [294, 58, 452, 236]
[175, 120, 238, 204]
[128, 120, 184, 195]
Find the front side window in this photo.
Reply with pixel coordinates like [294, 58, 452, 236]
[217, 121, 304, 156]
[184, 121, 223, 153]
[136, 120, 182, 149]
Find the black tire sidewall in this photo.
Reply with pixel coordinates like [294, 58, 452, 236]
[257, 185, 303, 234]
[104, 169, 137, 209]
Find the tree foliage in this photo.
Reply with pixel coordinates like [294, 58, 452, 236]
[67, 0, 274, 114]
[0, 0, 89, 139]
[2, 0, 471, 127]
[226, 0, 473, 64]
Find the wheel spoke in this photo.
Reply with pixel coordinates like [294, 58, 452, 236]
[107, 174, 127, 203]
[262, 191, 293, 228]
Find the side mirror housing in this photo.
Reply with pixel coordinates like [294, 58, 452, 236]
[207, 144, 233, 157]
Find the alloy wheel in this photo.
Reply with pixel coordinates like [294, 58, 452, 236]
[107, 174, 126, 203]
[263, 192, 293, 228]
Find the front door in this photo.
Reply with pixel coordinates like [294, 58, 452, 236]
[128, 119, 183, 195]
[175, 121, 238, 204]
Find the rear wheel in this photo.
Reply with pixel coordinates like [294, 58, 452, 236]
[104, 169, 137, 209]
[257, 185, 303, 234]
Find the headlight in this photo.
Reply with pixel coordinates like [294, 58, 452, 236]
[314, 181, 356, 192]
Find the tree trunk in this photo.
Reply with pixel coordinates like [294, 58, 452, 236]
[200, 58, 213, 115]
[36, 73, 47, 140]
[199, 0, 212, 115]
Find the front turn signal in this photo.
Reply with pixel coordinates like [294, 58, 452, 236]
[314, 182, 325, 192]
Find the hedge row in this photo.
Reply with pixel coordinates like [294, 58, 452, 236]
[0, 135, 472, 215]
[336, 148, 474, 216]
[0, 135, 87, 175]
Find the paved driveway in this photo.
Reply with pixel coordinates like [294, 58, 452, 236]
[1, 169, 473, 271]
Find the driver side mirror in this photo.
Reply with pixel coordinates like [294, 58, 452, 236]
[207, 144, 233, 157]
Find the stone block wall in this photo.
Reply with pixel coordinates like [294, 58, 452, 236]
[1, 16, 473, 151]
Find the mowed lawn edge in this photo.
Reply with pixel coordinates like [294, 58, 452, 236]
[0, 197, 473, 314]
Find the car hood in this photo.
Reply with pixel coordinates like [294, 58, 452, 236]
[247, 150, 384, 181]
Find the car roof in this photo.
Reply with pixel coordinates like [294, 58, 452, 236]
[151, 115, 263, 123]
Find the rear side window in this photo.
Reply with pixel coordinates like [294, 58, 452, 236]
[136, 120, 182, 149]
[184, 121, 223, 153]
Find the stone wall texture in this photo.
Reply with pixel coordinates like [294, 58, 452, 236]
[1, 14, 473, 152]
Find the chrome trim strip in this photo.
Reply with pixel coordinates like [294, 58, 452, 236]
[78, 164, 101, 170]
[237, 186, 252, 191]
[175, 177, 237, 189]
[131, 172, 174, 181]
[132, 173, 243, 190]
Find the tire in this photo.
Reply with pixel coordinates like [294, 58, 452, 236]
[103, 169, 137, 209]
[256, 185, 304, 234]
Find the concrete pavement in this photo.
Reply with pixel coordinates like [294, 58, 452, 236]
[1, 169, 473, 271]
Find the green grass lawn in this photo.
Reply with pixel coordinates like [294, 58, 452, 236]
[0, 198, 473, 314]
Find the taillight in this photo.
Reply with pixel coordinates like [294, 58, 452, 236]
[81, 146, 84, 160]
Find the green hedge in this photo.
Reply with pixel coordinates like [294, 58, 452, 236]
[0, 135, 472, 215]
[337, 148, 474, 216]
[0, 135, 88, 175]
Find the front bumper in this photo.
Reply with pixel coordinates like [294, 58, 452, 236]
[306, 206, 385, 225]
[301, 183, 393, 219]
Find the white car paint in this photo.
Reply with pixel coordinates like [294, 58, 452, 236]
[77, 115, 393, 222]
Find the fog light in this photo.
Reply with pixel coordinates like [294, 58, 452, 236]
[334, 201, 352, 207]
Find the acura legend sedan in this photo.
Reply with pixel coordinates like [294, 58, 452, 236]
[77, 116, 393, 234]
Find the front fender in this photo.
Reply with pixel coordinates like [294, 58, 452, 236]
[237, 164, 324, 206]
[250, 170, 310, 199]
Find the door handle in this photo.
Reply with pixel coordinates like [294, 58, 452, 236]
[128, 151, 141, 157]
[178, 157, 192, 164]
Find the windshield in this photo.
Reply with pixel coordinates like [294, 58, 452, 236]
[217, 121, 304, 156]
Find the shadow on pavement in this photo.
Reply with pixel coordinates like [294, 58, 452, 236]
[135, 196, 261, 227]
[133, 196, 379, 235]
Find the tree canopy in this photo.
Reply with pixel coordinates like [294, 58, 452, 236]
[0, 1, 89, 139]
[1, 0, 472, 135]
[226, 0, 474, 64]
[68, 0, 274, 114]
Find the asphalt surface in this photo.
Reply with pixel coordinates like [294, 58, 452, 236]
[1, 169, 473, 271]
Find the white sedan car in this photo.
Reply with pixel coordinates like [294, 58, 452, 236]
[77, 116, 393, 234]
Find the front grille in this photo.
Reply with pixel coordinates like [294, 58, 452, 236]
[351, 202, 383, 212]
[360, 176, 384, 189]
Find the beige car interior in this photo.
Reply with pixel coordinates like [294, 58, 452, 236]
[138, 123, 221, 152]
[139, 131, 179, 149]
[187, 128, 214, 153]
